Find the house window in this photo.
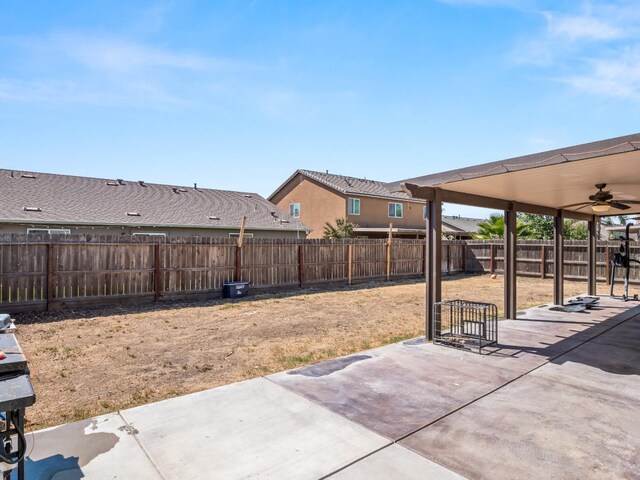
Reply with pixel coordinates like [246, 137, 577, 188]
[348, 198, 361, 215]
[289, 203, 300, 218]
[423, 206, 427, 220]
[388, 202, 403, 218]
[27, 228, 71, 235]
[229, 233, 254, 239]
[132, 232, 167, 238]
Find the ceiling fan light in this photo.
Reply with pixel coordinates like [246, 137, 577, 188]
[592, 204, 611, 213]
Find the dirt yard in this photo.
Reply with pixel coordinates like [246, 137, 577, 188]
[14, 274, 592, 431]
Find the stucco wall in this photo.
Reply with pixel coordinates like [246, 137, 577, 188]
[272, 174, 345, 239]
[346, 196, 426, 230]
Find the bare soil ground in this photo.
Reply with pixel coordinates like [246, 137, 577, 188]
[14, 274, 592, 431]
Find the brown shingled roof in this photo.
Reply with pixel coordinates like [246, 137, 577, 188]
[0, 169, 308, 232]
[270, 169, 425, 202]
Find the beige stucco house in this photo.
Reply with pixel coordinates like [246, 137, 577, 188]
[269, 170, 431, 239]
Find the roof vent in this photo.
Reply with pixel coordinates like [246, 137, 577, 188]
[126, 212, 141, 217]
[23, 206, 42, 212]
[138, 180, 146, 187]
[208, 215, 220, 220]
[117, 179, 125, 185]
[270, 211, 278, 218]
[106, 181, 119, 186]
[243, 194, 252, 198]
[20, 173, 36, 179]
[194, 183, 198, 191]
[280, 219, 290, 224]
[173, 187, 187, 193]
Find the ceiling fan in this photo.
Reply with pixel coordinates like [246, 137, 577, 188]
[562, 184, 640, 213]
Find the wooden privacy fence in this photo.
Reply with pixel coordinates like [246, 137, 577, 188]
[0, 237, 455, 313]
[0, 235, 635, 313]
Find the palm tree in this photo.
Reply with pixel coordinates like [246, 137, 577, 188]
[323, 218, 358, 239]
[473, 214, 532, 239]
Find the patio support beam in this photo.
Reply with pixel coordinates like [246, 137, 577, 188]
[554, 210, 564, 305]
[588, 215, 597, 296]
[424, 189, 442, 341]
[504, 206, 517, 319]
[401, 183, 593, 222]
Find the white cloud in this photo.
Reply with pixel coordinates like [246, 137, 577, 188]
[0, 32, 258, 108]
[505, 1, 640, 102]
[545, 13, 623, 41]
[14, 33, 246, 75]
[562, 46, 640, 100]
[436, 0, 530, 7]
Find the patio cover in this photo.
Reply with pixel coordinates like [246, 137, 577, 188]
[392, 132, 640, 335]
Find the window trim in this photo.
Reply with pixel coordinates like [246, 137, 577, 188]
[388, 202, 403, 218]
[348, 197, 361, 216]
[289, 202, 301, 218]
[27, 228, 71, 235]
[132, 232, 167, 238]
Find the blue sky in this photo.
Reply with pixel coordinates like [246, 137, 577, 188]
[1, 0, 638, 218]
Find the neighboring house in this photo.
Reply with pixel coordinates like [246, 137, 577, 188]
[603, 223, 640, 241]
[269, 169, 428, 239]
[0, 169, 309, 239]
[441, 215, 484, 239]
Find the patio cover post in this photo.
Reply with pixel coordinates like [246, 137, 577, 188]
[554, 210, 564, 305]
[425, 189, 442, 341]
[504, 206, 517, 319]
[588, 215, 597, 296]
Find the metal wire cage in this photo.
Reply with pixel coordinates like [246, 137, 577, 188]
[433, 300, 498, 354]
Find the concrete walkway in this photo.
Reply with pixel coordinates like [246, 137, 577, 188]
[19, 297, 640, 479]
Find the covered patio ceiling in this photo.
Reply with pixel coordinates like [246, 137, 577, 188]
[393, 132, 640, 218]
[392, 132, 640, 330]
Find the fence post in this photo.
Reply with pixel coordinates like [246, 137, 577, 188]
[462, 242, 466, 274]
[298, 244, 304, 288]
[605, 245, 611, 285]
[386, 224, 393, 281]
[489, 243, 495, 274]
[235, 216, 247, 282]
[541, 244, 546, 279]
[348, 244, 353, 285]
[154, 243, 161, 301]
[446, 243, 451, 275]
[46, 243, 55, 311]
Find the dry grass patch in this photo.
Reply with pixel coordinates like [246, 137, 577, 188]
[16, 274, 591, 430]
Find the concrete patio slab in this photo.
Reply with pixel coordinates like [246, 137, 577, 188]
[401, 314, 640, 480]
[268, 340, 523, 440]
[531, 328, 640, 399]
[590, 316, 640, 350]
[327, 444, 466, 480]
[23, 413, 162, 479]
[119, 377, 389, 480]
[22, 296, 639, 479]
[429, 324, 584, 372]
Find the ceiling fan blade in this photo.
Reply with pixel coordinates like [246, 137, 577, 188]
[614, 200, 640, 204]
[609, 201, 631, 210]
[560, 202, 592, 209]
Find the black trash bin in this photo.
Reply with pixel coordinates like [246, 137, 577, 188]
[223, 281, 250, 299]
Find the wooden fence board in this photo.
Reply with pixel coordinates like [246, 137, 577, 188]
[1, 235, 638, 312]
